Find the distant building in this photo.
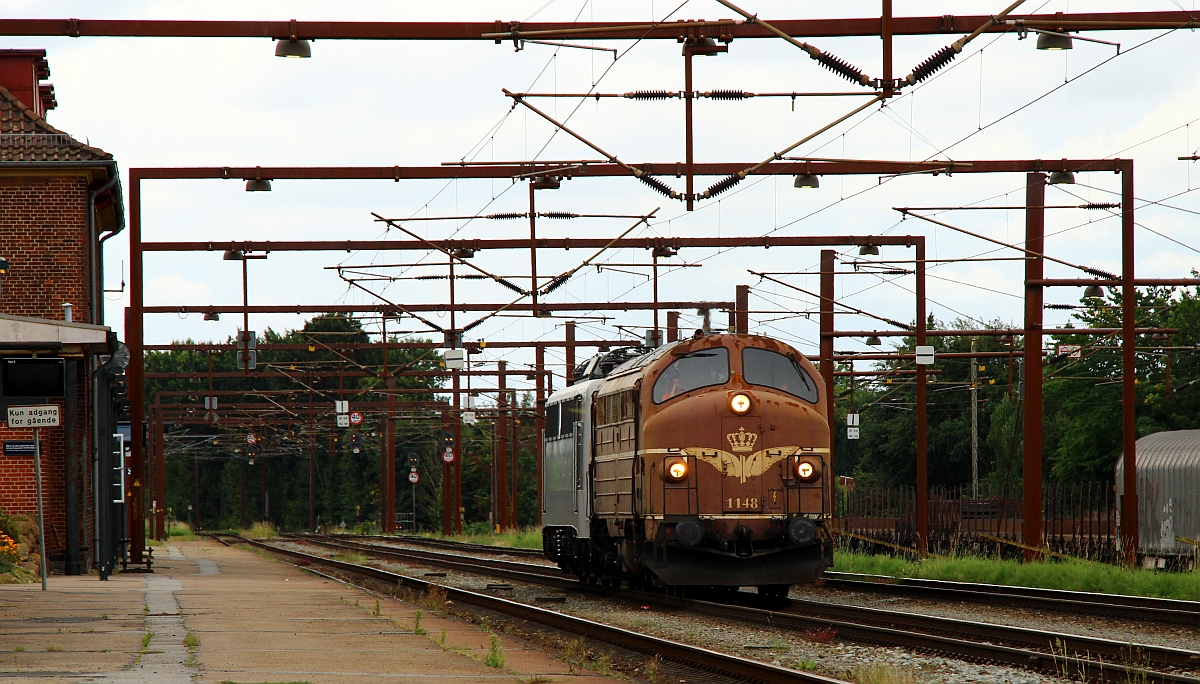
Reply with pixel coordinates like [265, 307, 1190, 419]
[0, 49, 128, 578]
[1115, 429, 1200, 567]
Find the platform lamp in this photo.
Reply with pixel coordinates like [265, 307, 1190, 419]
[1036, 31, 1073, 51]
[793, 173, 820, 189]
[275, 38, 312, 58]
[858, 244, 880, 256]
[203, 312, 220, 322]
[1083, 283, 1105, 300]
[1048, 170, 1075, 185]
[865, 334, 882, 346]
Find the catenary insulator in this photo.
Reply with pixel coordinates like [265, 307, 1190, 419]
[907, 46, 958, 85]
[539, 212, 578, 219]
[625, 90, 676, 100]
[702, 174, 742, 199]
[487, 212, 526, 220]
[541, 274, 570, 294]
[707, 90, 748, 100]
[496, 278, 525, 294]
[639, 174, 678, 199]
[814, 51, 867, 85]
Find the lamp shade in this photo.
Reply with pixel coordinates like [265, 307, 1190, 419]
[222, 249, 244, 261]
[275, 39, 312, 58]
[203, 312, 220, 321]
[1083, 284, 1105, 300]
[530, 175, 560, 190]
[245, 178, 272, 192]
[858, 244, 880, 256]
[793, 174, 820, 189]
[1036, 32, 1073, 50]
[1048, 170, 1075, 185]
[865, 335, 882, 346]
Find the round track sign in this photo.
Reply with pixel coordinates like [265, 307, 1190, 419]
[349, 411, 363, 425]
[442, 447, 455, 463]
[246, 433, 256, 445]
[408, 471, 420, 484]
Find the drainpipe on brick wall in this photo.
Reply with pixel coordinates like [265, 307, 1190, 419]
[89, 166, 121, 326]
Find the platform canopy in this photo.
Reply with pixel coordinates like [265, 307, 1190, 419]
[0, 313, 112, 352]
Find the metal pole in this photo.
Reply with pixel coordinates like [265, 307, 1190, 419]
[819, 250, 836, 479]
[565, 322, 576, 385]
[1120, 159, 1139, 566]
[915, 239, 929, 554]
[970, 339, 979, 499]
[653, 254, 659, 344]
[126, 170, 146, 565]
[441, 409, 451, 533]
[735, 284, 749, 334]
[496, 361, 509, 529]
[1023, 172, 1046, 560]
[34, 425, 47, 591]
[529, 181, 538, 318]
[684, 49, 694, 211]
[535, 346, 546, 526]
[881, 0, 894, 98]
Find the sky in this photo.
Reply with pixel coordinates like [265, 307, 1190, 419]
[6, 0, 1199, 398]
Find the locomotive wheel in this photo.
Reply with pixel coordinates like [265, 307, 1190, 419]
[757, 584, 791, 598]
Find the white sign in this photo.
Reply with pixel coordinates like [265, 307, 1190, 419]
[336, 414, 350, 428]
[442, 447, 455, 463]
[846, 413, 860, 427]
[246, 433, 257, 445]
[444, 349, 465, 370]
[349, 411, 363, 426]
[334, 400, 349, 414]
[847, 426, 861, 440]
[7, 405, 60, 428]
[915, 345, 936, 365]
[408, 471, 420, 484]
[1057, 344, 1082, 359]
[462, 411, 477, 425]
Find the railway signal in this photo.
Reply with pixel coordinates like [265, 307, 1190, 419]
[441, 430, 455, 463]
[406, 452, 419, 468]
[350, 431, 364, 454]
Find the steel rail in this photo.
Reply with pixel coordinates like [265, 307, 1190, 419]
[290, 535, 1200, 682]
[213, 534, 848, 684]
[824, 573, 1200, 626]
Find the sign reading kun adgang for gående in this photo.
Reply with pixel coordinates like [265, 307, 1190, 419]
[7, 405, 60, 428]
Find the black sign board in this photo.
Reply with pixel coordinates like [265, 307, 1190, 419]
[3, 358, 65, 397]
[4, 440, 40, 456]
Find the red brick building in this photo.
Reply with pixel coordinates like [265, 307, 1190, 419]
[0, 49, 127, 577]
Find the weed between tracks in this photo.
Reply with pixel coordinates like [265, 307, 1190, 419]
[849, 663, 918, 684]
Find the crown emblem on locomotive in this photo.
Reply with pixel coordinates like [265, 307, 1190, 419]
[727, 427, 757, 453]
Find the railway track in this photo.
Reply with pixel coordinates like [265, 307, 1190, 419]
[824, 572, 1200, 627]
[206, 533, 848, 684]
[287, 533, 1200, 684]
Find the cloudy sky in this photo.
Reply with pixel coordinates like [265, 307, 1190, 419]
[8, 1, 1199, 393]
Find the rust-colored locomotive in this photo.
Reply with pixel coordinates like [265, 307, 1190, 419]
[542, 333, 832, 594]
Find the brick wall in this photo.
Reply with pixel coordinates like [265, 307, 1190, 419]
[0, 174, 92, 323]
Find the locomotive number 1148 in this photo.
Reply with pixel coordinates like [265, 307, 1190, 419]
[726, 497, 760, 509]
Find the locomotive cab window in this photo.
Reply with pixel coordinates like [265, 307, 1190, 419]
[652, 347, 730, 404]
[742, 348, 819, 403]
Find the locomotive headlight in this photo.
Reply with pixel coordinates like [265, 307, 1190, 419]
[796, 458, 822, 482]
[730, 393, 752, 414]
[663, 457, 688, 483]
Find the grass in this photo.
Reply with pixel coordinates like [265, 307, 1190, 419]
[849, 664, 918, 684]
[238, 522, 278, 540]
[141, 631, 154, 649]
[183, 632, 200, 650]
[421, 526, 542, 550]
[483, 633, 505, 668]
[168, 521, 197, 542]
[44, 645, 62, 652]
[833, 549, 1200, 601]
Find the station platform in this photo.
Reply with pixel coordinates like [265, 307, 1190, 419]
[0, 538, 617, 683]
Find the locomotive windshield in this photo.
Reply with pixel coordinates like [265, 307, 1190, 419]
[742, 347, 819, 403]
[652, 347, 730, 404]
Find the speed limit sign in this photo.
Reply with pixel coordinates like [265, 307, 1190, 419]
[408, 471, 420, 484]
[442, 447, 455, 463]
[349, 411, 363, 426]
[246, 433, 257, 445]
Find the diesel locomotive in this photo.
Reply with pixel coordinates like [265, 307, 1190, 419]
[541, 332, 833, 595]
